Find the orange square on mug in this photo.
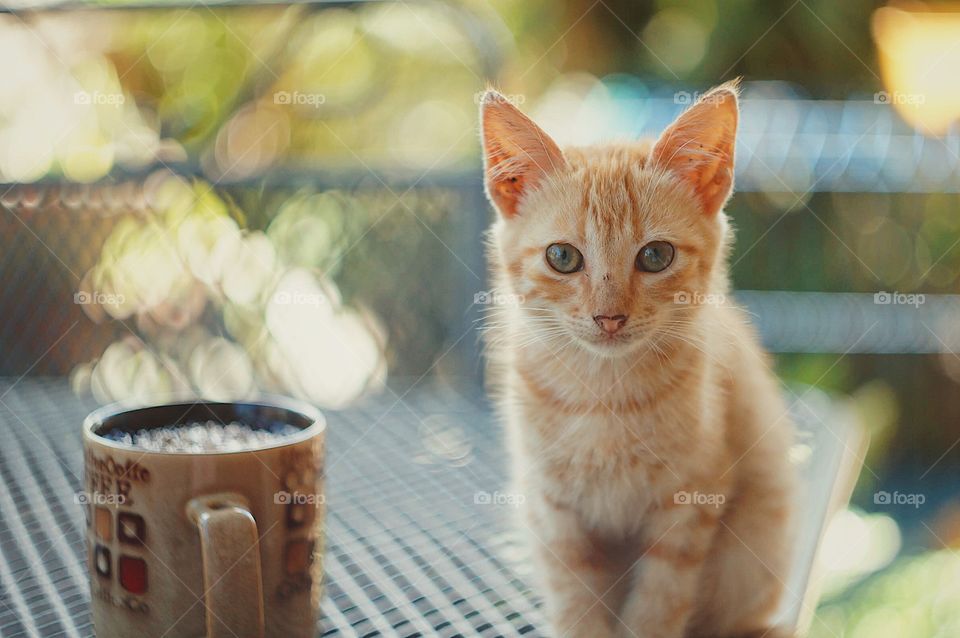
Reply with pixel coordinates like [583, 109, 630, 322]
[94, 507, 112, 541]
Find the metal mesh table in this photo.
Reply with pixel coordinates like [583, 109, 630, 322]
[0, 378, 864, 637]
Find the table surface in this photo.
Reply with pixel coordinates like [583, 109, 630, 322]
[0, 378, 864, 637]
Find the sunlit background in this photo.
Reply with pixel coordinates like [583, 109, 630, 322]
[2, 0, 960, 636]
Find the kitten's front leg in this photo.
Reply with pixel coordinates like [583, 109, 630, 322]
[525, 493, 622, 638]
[617, 499, 722, 638]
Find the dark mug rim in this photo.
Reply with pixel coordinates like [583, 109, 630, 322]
[83, 395, 326, 456]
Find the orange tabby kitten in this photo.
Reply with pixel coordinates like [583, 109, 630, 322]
[479, 83, 795, 638]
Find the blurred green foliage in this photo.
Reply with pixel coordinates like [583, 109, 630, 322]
[488, 0, 887, 95]
[811, 549, 960, 638]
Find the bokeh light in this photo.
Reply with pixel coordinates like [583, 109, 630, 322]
[873, 5, 960, 136]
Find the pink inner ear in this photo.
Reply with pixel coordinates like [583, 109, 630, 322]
[484, 141, 529, 218]
[481, 95, 565, 218]
[652, 88, 739, 216]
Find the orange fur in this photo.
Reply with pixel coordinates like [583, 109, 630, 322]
[479, 84, 796, 638]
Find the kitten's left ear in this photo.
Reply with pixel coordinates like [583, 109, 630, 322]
[651, 81, 739, 216]
[480, 90, 566, 218]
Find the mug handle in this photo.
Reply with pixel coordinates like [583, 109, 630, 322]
[187, 493, 265, 638]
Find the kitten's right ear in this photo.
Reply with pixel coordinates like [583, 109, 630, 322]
[651, 81, 739, 216]
[480, 91, 566, 218]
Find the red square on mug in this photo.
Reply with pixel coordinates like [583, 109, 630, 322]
[119, 556, 147, 594]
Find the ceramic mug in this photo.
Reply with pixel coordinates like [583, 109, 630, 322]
[81, 398, 325, 638]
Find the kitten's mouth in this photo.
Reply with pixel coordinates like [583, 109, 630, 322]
[577, 331, 638, 356]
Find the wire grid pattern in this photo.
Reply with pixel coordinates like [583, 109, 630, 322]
[0, 205, 120, 376]
[0, 180, 485, 379]
[0, 378, 545, 637]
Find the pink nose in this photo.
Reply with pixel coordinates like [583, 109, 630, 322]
[594, 314, 628, 335]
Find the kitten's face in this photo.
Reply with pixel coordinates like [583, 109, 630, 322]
[481, 85, 738, 358]
[493, 149, 726, 356]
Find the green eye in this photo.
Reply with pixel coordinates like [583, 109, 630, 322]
[545, 243, 584, 274]
[636, 241, 675, 273]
